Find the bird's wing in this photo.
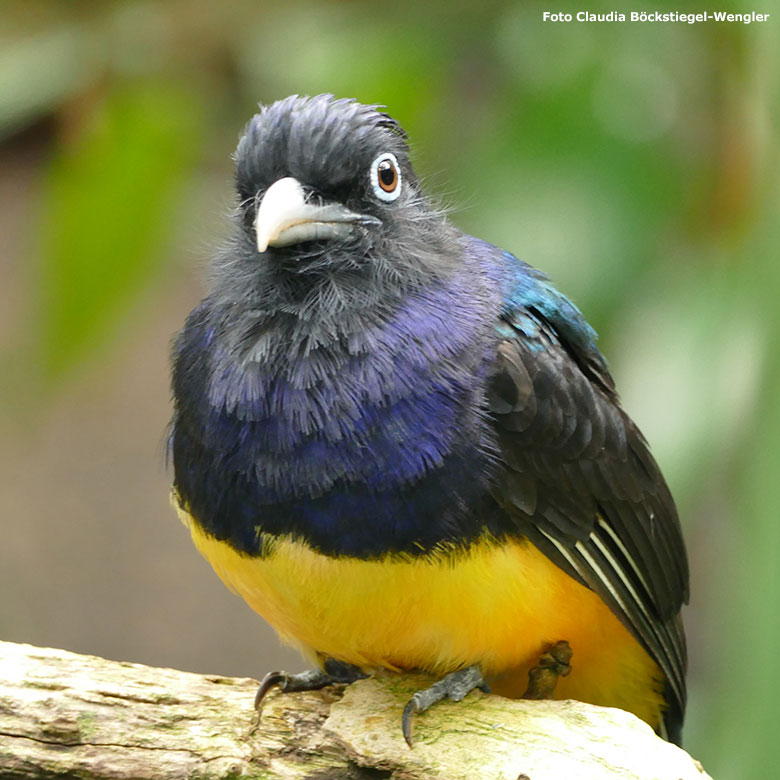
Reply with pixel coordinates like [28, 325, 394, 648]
[485, 248, 689, 739]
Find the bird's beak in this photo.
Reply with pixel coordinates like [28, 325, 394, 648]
[254, 177, 380, 253]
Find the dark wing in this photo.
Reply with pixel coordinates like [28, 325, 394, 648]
[487, 260, 689, 742]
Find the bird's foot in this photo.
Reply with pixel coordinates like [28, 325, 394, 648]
[522, 640, 573, 699]
[254, 658, 367, 709]
[401, 665, 489, 747]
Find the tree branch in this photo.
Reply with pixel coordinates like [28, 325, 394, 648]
[0, 641, 709, 779]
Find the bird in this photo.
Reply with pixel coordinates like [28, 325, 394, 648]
[169, 93, 688, 747]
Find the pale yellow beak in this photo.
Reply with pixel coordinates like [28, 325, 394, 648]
[254, 177, 380, 253]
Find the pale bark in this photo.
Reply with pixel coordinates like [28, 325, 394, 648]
[0, 640, 710, 779]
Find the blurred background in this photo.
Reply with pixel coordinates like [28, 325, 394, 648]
[0, 1, 777, 776]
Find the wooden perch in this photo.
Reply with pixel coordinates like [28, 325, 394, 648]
[0, 640, 709, 780]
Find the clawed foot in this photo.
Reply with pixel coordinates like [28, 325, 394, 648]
[522, 640, 572, 699]
[254, 658, 367, 709]
[401, 665, 489, 747]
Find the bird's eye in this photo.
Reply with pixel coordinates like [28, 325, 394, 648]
[370, 153, 401, 202]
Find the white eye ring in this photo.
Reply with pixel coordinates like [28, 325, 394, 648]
[370, 152, 402, 202]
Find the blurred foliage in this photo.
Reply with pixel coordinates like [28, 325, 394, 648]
[38, 84, 203, 379]
[1, 1, 778, 777]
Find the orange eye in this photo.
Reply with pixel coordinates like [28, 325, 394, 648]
[370, 153, 402, 202]
[377, 160, 398, 192]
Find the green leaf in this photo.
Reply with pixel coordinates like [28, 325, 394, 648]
[35, 82, 204, 382]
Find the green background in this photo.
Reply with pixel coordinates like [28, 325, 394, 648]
[1, 2, 778, 776]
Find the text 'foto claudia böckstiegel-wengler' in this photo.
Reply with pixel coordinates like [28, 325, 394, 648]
[542, 10, 771, 23]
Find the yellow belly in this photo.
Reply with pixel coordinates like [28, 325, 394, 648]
[178, 504, 665, 728]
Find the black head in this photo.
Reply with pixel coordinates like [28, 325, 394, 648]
[236, 94, 409, 210]
[228, 94, 459, 280]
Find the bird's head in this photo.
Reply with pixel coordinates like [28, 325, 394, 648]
[230, 94, 459, 281]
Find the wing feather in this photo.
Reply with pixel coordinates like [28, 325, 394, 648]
[488, 276, 689, 741]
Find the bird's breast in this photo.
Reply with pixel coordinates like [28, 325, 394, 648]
[176, 335, 507, 556]
[173, 263, 507, 556]
[178, 500, 663, 727]
[179, 503, 568, 673]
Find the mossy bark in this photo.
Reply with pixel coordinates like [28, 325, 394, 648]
[0, 641, 709, 780]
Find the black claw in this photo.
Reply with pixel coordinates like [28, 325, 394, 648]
[402, 697, 420, 747]
[254, 671, 288, 709]
[400, 665, 486, 748]
[254, 661, 367, 711]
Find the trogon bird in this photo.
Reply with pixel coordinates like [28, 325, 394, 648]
[170, 94, 688, 746]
